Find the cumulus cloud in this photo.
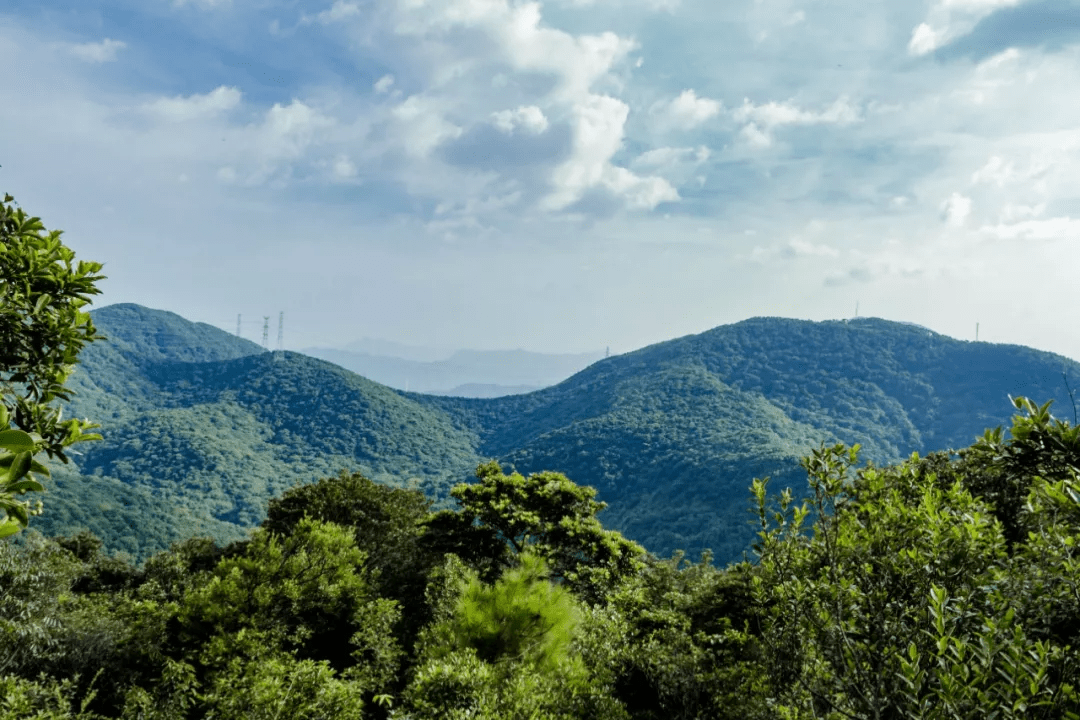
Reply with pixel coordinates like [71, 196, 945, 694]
[652, 89, 722, 131]
[543, 94, 677, 211]
[67, 38, 126, 63]
[142, 86, 242, 122]
[385, 0, 667, 211]
[491, 105, 549, 135]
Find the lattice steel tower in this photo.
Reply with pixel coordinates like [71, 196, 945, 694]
[262, 316, 270, 349]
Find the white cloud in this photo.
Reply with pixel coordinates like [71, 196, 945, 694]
[142, 86, 242, 122]
[653, 89, 722, 131]
[491, 105, 549, 134]
[971, 156, 1015, 186]
[543, 94, 677, 211]
[785, 238, 840, 258]
[387, 0, 665, 212]
[332, 154, 358, 179]
[222, 100, 339, 185]
[603, 167, 680, 210]
[258, 100, 333, 158]
[373, 75, 395, 94]
[941, 192, 973, 227]
[732, 96, 859, 148]
[908, 23, 945, 56]
[300, 1, 362, 25]
[980, 216, 1080, 240]
[998, 202, 1046, 222]
[739, 123, 772, 148]
[908, 0, 1025, 56]
[67, 38, 126, 63]
[733, 96, 860, 127]
[633, 145, 710, 168]
[391, 95, 463, 158]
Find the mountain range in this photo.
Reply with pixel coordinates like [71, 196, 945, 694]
[35, 303, 1080, 564]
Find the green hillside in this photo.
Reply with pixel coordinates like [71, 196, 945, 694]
[38, 304, 1080, 563]
[42, 305, 484, 558]
[422, 316, 1080, 560]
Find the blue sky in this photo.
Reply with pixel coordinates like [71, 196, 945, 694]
[3, 0, 1080, 359]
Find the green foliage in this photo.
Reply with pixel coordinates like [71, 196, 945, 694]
[0, 531, 81, 675]
[177, 518, 400, 679]
[3, 395, 1080, 719]
[451, 461, 645, 602]
[0, 673, 103, 720]
[430, 552, 580, 671]
[264, 469, 432, 593]
[0, 193, 104, 537]
[751, 400, 1080, 719]
[403, 552, 627, 720]
[959, 395, 1080, 547]
[263, 470, 441, 659]
[593, 554, 769, 720]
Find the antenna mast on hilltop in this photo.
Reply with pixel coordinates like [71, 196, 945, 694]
[262, 316, 270, 349]
[277, 312, 284, 351]
[236, 314, 241, 337]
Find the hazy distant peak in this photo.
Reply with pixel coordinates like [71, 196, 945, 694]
[338, 337, 452, 363]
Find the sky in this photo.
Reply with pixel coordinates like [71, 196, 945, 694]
[3, 0, 1080, 358]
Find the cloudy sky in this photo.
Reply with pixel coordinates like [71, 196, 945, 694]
[3, 0, 1080, 359]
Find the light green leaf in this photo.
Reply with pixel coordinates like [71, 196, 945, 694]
[0, 428, 35, 452]
[6, 479, 44, 494]
[5, 451, 32, 483]
[0, 515, 23, 538]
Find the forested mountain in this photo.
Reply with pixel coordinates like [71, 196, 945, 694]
[39, 304, 1080, 563]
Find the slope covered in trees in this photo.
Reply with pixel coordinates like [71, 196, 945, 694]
[37, 304, 1080, 562]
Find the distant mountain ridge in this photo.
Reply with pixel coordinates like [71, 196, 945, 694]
[300, 345, 605, 397]
[39, 304, 1080, 563]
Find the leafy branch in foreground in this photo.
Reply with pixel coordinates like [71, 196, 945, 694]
[0, 193, 105, 537]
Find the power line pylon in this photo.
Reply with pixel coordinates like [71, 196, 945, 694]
[277, 312, 284, 351]
[236, 314, 241, 337]
[262, 316, 270, 350]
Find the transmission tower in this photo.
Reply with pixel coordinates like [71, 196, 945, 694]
[236, 314, 241, 337]
[262, 316, 270, 349]
[277, 312, 284, 351]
